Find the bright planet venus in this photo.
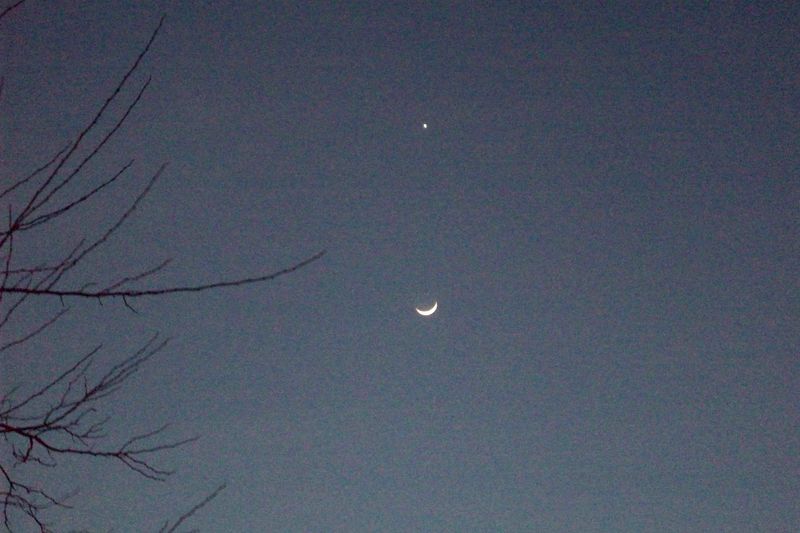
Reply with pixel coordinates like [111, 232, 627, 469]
[415, 301, 437, 316]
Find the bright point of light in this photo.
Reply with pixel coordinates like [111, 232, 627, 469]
[422, 123, 428, 129]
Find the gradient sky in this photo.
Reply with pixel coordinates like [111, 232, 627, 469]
[2, 1, 798, 531]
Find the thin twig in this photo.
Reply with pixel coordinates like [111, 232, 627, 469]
[20, 159, 135, 231]
[0, 0, 25, 22]
[6, 250, 326, 300]
[0, 308, 69, 353]
[41, 164, 167, 292]
[26, 77, 151, 224]
[160, 484, 227, 533]
[0, 145, 69, 201]
[0, 14, 165, 252]
[102, 258, 171, 292]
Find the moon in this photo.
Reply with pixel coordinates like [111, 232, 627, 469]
[415, 301, 437, 316]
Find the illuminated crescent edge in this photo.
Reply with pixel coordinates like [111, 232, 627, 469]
[415, 302, 438, 316]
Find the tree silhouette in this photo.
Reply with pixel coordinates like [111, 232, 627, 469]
[0, 5, 323, 530]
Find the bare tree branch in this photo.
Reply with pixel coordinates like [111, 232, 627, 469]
[39, 163, 167, 291]
[0, 14, 164, 252]
[159, 484, 227, 533]
[4, 249, 326, 301]
[0, 307, 69, 353]
[103, 258, 172, 292]
[23, 77, 151, 229]
[0, 336, 195, 491]
[19, 159, 135, 232]
[0, 0, 25, 23]
[0, 145, 69, 201]
[1, 8, 324, 530]
[0, 336, 193, 528]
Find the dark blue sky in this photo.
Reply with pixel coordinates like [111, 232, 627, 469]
[2, 1, 798, 531]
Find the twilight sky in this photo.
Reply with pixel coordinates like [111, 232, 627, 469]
[2, 1, 798, 531]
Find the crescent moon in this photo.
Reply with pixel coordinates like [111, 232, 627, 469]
[415, 301, 438, 316]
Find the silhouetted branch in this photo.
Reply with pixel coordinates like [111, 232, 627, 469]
[45, 164, 166, 288]
[0, 145, 69, 201]
[19, 159, 135, 232]
[1, 460, 69, 532]
[23, 77, 150, 231]
[0, 307, 69, 353]
[0, 336, 199, 526]
[103, 258, 172, 292]
[0, 0, 26, 22]
[159, 484, 227, 533]
[0, 206, 13, 305]
[0, 15, 164, 253]
[4, 249, 326, 301]
[0, 238, 85, 332]
[1, 7, 323, 530]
